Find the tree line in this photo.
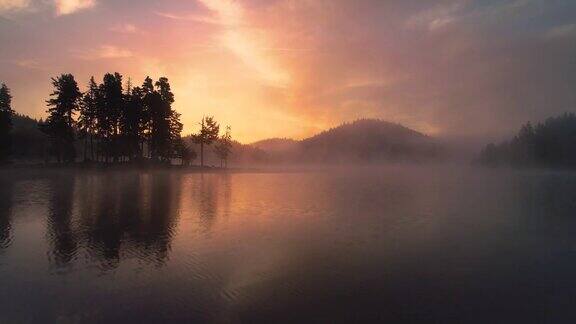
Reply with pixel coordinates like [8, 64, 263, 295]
[0, 76, 233, 167]
[0, 84, 14, 162]
[479, 112, 576, 168]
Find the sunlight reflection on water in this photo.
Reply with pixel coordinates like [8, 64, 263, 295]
[1, 166, 576, 323]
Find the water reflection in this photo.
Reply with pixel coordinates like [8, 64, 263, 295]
[198, 173, 219, 231]
[518, 173, 576, 219]
[0, 179, 13, 251]
[137, 173, 181, 266]
[2, 167, 576, 322]
[79, 172, 182, 269]
[1, 171, 236, 270]
[34, 172, 183, 270]
[46, 175, 77, 266]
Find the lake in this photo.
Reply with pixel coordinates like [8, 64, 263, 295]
[1, 166, 576, 323]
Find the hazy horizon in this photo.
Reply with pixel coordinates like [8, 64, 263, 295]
[4, 2, 576, 322]
[2, 0, 576, 143]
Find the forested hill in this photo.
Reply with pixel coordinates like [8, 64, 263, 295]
[6, 116, 443, 165]
[479, 113, 576, 168]
[11, 114, 48, 160]
[250, 119, 443, 164]
[251, 138, 299, 153]
[299, 119, 441, 163]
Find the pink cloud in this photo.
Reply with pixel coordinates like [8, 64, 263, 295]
[72, 45, 133, 60]
[55, 0, 95, 16]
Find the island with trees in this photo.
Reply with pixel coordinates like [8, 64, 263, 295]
[0, 74, 234, 168]
[1, 74, 450, 169]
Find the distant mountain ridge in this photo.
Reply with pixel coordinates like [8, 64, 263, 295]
[8, 115, 442, 165]
[251, 138, 299, 153]
[249, 119, 442, 163]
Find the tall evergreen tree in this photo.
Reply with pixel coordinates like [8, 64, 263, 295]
[99, 73, 123, 162]
[120, 85, 146, 161]
[78, 77, 99, 161]
[193, 116, 220, 167]
[148, 77, 181, 162]
[92, 79, 106, 162]
[40, 74, 82, 163]
[141, 76, 155, 157]
[169, 109, 183, 160]
[0, 83, 14, 162]
[214, 126, 233, 168]
[170, 109, 183, 142]
[147, 90, 168, 161]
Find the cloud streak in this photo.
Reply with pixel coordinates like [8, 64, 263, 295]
[110, 23, 139, 34]
[55, 0, 95, 16]
[72, 45, 133, 60]
[1, 0, 576, 142]
[155, 11, 222, 25]
[197, 0, 290, 87]
[0, 0, 30, 13]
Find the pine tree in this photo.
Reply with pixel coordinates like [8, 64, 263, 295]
[148, 77, 181, 162]
[78, 77, 99, 161]
[40, 74, 82, 163]
[141, 76, 155, 158]
[121, 85, 146, 161]
[193, 116, 219, 167]
[99, 73, 123, 162]
[0, 83, 14, 162]
[31, 74, 189, 166]
[214, 126, 233, 168]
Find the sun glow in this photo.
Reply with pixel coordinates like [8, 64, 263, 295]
[7, 0, 560, 145]
[198, 0, 290, 87]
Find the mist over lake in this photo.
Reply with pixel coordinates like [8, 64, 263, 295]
[3, 0, 576, 322]
[1, 166, 576, 323]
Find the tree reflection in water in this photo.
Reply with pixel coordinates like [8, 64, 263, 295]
[45, 171, 183, 270]
[0, 179, 13, 251]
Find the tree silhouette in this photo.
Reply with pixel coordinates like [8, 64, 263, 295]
[158, 77, 183, 161]
[146, 77, 182, 162]
[78, 77, 99, 161]
[0, 83, 14, 162]
[174, 138, 196, 166]
[140, 76, 154, 157]
[9, 114, 48, 160]
[192, 116, 220, 167]
[2, 73, 191, 166]
[214, 125, 233, 168]
[120, 83, 145, 161]
[40, 74, 82, 163]
[169, 110, 183, 157]
[479, 113, 576, 168]
[100, 73, 124, 162]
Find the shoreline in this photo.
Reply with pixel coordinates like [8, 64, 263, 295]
[3, 162, 576, 177]
[0, 162, 266, 174]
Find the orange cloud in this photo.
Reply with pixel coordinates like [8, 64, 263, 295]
[72, 45, 133, 60]
[14, 59, 45, 70]
[3, 0, 576, 144]
[0, 0, 28, 12]
[197, 0, 290, 87]
[55, 0, 95, 16]
[155, 11, 222, 25]
[110, 23, 139, 34]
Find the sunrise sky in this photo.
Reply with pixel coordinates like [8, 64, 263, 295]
[1, 0, 576, 143]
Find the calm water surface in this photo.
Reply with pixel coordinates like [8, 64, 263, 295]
[1, 166, 576, 323]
